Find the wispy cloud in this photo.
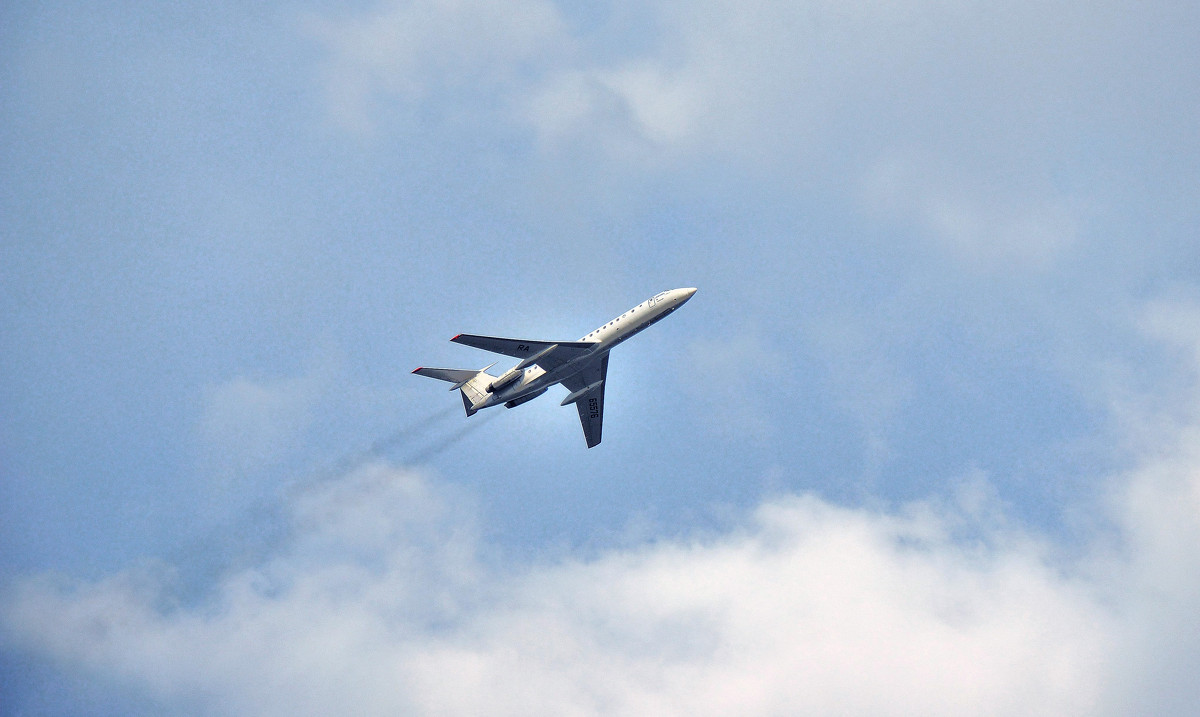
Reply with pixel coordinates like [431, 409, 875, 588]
[303, 0, 567, 134]
[863, 152, 1081, 271]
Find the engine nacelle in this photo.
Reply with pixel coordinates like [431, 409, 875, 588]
[487, 369, 523, 394]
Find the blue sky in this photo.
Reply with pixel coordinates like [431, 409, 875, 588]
[3, 1, 1200, 714]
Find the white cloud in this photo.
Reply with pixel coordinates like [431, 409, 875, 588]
[0, 465, 1107, 716]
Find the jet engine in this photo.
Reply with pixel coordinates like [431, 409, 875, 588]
[487, 369, 523, 393]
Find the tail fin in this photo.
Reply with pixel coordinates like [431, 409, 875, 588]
[457, 375, 492, 416]
[413, 366, 496, 416]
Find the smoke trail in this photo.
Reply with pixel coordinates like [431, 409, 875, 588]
[171, 405, 470, 588]
[403, 409, 503, 465]
[368, 405, 460, 456]
[313, 405, 459, 481]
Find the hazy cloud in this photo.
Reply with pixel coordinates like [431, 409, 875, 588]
[304, 0, 567, 133]
[863, 152, 1080, 271]
[300, 0, 1150, 269]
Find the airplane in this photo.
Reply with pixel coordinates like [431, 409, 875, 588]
[413, 287, 697, 448]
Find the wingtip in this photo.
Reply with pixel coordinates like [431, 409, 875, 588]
[412, 367, 423, 373]
[451, 334, 461, 341]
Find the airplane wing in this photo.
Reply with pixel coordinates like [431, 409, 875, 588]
[561, 355, 608, 448]
[451, 334, 595, 371]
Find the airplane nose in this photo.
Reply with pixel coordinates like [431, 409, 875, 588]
[680, 287, 697, 301]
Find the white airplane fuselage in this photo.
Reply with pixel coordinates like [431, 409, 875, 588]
[473, 287, 696, 409]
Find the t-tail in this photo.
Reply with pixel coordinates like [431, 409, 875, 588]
[412, 364, 496, 416]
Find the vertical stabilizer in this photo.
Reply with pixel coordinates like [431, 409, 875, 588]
[458, 372, 493, 416]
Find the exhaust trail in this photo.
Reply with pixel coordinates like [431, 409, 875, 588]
[368, 405, 460, 455]
[404, 409, 503, 465]
[313, 405, 459, 481]
[169, 404, 481, 591]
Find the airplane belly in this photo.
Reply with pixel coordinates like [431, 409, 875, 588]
[505, 388, 547, 408]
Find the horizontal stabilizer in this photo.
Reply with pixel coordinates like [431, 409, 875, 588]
[414, 366, 496, 417]
[413, 366, 480, 389]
